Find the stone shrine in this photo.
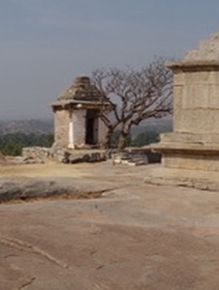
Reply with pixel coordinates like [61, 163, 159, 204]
[146, 33, 219, 189]
[52, 76, 110, 149]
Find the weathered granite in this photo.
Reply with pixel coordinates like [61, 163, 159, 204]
[0, 177, 105, 203]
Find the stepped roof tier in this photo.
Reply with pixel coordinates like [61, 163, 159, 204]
[52, 76, 110, 109]
[58, 76, 104, 102]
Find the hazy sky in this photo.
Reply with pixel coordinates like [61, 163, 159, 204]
[0, 0, 219, 119]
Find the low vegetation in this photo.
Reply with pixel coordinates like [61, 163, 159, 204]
[0, 122, 171, 156]
[0, 133, 54, 156]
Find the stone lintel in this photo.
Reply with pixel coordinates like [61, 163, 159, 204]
[161, 132, 219, 144]
[51, 100, 110, 111]
[152, 142, 219, 156]
[166, 60, 219, 72]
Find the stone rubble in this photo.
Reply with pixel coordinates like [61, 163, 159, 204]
[22, 147, 52, 164]
[111, 149, 161, 166]
[21, 146, 107, 164]
[17, 146, 159, 166]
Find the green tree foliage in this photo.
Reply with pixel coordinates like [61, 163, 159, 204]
[111, 131, 132, 148]
[112, 128, 159, 148]
[0, 133, 54, 156]
[132, 129, 159, 147]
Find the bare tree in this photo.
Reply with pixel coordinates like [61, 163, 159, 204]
[92, 58, 173, 150]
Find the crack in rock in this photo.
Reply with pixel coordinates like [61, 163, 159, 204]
[18, 277, 36, 290]
[0, 235, 69, 269]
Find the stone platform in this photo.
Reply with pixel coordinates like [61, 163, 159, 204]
[153, 132, 219, 171]
[144, 165, 219, 191]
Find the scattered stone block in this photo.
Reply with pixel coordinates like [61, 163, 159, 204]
[22, 147, 52, 164]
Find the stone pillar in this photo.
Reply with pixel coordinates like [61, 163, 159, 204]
[54, 109, 70, 148]
[155, 61, 219, 172]
[73, 109, 86, 147]
[68, 113, 74, 149]
[98, 119, 108, 147]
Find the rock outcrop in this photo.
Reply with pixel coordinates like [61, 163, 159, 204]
[0, 178, 105, 203]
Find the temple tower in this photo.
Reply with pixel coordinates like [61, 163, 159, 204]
[146, 33, 219, 189]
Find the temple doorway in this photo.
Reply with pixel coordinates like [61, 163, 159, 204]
[85, 110, 98, 145]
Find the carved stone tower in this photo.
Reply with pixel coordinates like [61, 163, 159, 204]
[146, 33, 219, 189]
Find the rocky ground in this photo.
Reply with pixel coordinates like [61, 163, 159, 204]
[1, 161, 219, 289]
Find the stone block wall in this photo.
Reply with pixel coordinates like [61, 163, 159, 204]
[72, 110, 86, 147]
[173, 69, 219, 134]
[54, 110, 70, 148]
[53, 108, 108, 149]
[98, 119, 108, 147]
[72, 110, 107, 148]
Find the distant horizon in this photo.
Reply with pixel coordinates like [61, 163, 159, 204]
[0, 115, 172, 123]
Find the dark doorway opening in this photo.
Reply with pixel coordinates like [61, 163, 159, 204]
[85, 110, 98, 145]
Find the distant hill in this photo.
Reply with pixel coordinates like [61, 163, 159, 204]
[131, 117, 173, 138]
[0, 117, 172, 138]
[0, 119, 53, 135]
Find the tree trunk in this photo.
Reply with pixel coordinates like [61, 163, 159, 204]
[118, 132, 129, 151]
[104, 128, 113, 149]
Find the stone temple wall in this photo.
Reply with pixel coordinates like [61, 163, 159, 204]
[157, 60, 219, 172]
[146, 32, 219, 189]
[54, 108, 108, 149]
[173, 70, 219, 134]
[72, 110, 86, 147]
[54, 110, 70, 148]
[98, 119, 108, 146]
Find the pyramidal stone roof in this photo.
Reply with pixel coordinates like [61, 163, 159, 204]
[185, 32, 219, 61]
[57, 76, 104, 102]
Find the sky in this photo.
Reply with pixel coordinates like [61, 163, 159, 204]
[0, 0, 219, 119]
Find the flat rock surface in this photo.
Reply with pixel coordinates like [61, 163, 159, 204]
[1, 162, 219, 289]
